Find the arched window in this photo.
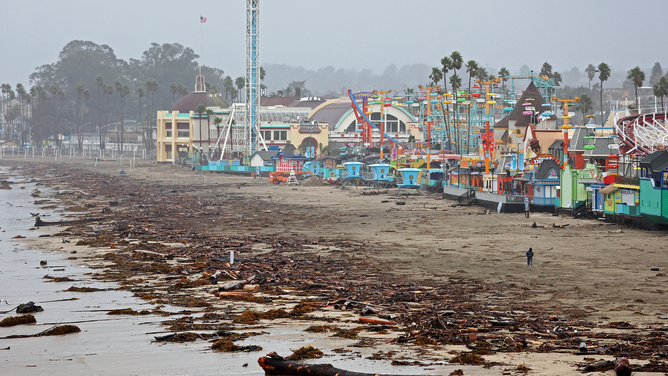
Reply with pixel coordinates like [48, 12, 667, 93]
[345, 120, 356, 133]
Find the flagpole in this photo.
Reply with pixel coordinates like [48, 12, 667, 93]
[199, 15, 203, 78]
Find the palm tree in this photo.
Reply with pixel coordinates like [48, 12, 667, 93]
[319, 142, 330, 157]
[196, 104, 205, 159]
[540, 62, 553, 77]
[95, 76, 104, 144]
[440, 56, 453, 152]
[145, 78, 158, 150]
[465, 60, 479, 93]
[552, 72, 562, 87]
[627, 66, 645, 112]
[15, 83, 27, 145]
[429, 67, 442, 87]
[450, 52, 463, 153]
[450, 73, 462, 153]
[137, 88, 144, 137]
[235, 77, 245, 101]
[653, 76, 668, 110]
[102, 84, 113, 152]
[1, 84, 13, 137]
[585, 64, 597, 91]
[576, 94, 593, 124]
[75, 81, 85, 150]
[170, 82, 177, 105]
[82, 88, 90, 149]
[205, 108, 214, 149]
[119, 84, 130, 152]
[597, 62, 611, 124]
[498, 67, 509, 97]
[213, 116, 222, 145]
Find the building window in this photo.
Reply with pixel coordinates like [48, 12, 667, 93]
[274, 131, 287, 141]
[177, 130, 189, 138]
[166, 130, 173, 138]
[385, 114, 399, 133]
[261, 131, 272, 141]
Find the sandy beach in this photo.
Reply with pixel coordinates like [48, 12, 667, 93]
[1, 155, 667, 376]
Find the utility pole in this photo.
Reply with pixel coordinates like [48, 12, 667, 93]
[552, 96, 580, 167]
[373, 89, 391, 159]
[418, 84, 439, 169]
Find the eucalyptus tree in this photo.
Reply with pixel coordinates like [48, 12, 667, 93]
[627, 66, 645, 112]
[585, 64, 597, 91]
[597, 63, 611, 123]
[650, 62, 663, 86]
[177, 84, 188, 98]
[170, 82, 177, 105]
[223, 76, 236, 103]
[49, 84, 60, 145]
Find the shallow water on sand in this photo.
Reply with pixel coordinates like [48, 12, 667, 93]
[0, 166, 465, 376]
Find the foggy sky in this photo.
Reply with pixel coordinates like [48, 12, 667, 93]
[2, 0, 667, 88]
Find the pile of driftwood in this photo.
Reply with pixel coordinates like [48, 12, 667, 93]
[13, 163, 668, 373]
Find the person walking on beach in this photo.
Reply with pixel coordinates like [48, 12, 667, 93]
[526, 247, 534, 267]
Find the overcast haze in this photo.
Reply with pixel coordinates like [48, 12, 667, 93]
[3, 0, 668, 89]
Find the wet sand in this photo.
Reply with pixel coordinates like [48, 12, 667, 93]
[1, 155, 667, 375]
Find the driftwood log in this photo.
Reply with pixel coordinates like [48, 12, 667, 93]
[258, 352, 438, 376]
[35, 217, 105, 227]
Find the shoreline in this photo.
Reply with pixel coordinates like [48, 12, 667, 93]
[1, 157, 667, 375]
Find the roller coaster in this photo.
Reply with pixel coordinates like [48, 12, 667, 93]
[615, 112, 668, 155]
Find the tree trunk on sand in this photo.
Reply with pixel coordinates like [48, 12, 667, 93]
[258, 352, 433, 376]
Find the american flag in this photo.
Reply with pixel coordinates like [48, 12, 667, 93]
[200, 16, 207, 23]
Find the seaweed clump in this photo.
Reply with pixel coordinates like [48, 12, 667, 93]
[286, 345, 325, 361]
[449, 352, 486, 365]
[0, 314, 37, 327]
[211, 339, 262, 352]
[39, 325, 81, 336]
[232, 309, 291, 324]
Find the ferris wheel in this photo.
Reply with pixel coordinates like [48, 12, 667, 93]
[614, 112, 668, 155]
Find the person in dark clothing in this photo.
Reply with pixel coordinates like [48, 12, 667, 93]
[526, 248, 534, 267]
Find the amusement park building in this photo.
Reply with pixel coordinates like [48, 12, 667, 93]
[155, 83, 333, 162]
[307, 97, 421, 151]
[494, 82, 556, 153]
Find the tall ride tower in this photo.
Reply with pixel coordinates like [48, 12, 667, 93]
[245, 0, 260, 157]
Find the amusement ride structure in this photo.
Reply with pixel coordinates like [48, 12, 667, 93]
[552, 96, 580, 166]
[614, 112, 668, 156]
